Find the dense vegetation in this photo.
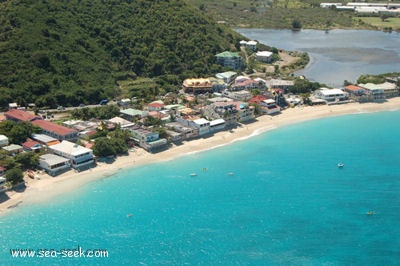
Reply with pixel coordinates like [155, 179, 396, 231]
[0, 0, 243, 110]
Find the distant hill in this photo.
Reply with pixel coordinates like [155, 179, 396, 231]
[0, 0, 242, 109]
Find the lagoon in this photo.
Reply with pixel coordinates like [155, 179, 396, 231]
[236, 29, 400, 87]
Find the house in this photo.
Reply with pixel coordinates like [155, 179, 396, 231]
[108, 117, 135, 128]
[248, 95, 267, 105]
[182, 78, 213, 94]
[315, 88, 347, 102]
[32, 120, 78, 141]
[2, 144, 23, 155]
[215, 71, 237, 84]
[367, 82, 399, 98]
[0, 168, 6, 190]
[203, 101, 238, 128]
[215, 51, 243, 70]
[344, 85, 372, 102]
[31, 134, 60, 146]
[22, 139, 42, 152]
[120, 108, 148, 122]
[165, 122, 199, 140]
[359, 83, 385, 101]
[232, 102, 255, 123]
[8, 102, 18, 109]
[245, 40, 258, 51]
[127, 126, 168, 152]
[266, 79, 295, 92]
[4, 109, 41, 122]
[190, 118, 211, 136]
[222, 90, 252, 101]
[0, 135, 9, 147]
[147, 101, 165, 111]
[210, 119, 226, 132]
[39, 154, 71, 176]
[256, 51, 273, 63]
[48, 141, 95, 170]
[261, 99, 281, 115]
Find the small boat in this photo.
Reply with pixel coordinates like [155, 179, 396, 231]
[337, 163, 344, 168]
[228, 172, 234, 176]
[366, 211, 375, 215]
[190, 173, 197, 177]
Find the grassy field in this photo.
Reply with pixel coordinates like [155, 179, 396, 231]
[187, 0, 396, 30]
[358, 17, 400, 31]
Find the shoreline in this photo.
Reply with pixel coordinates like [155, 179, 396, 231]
[1, 98, 400, 216]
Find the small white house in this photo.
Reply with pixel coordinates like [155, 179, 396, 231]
[191, 118, 211, 136]
[39, 154, 71, 176]
[256, 51, 273, 63]
[210, 119, 226, 132]
[315, 88, 346, 102]
[0, 135, 9, 147]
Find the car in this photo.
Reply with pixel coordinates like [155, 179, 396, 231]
[99, 99, 108, 105]
[79, 103, 85, 107]
[57, 106, 65, 110]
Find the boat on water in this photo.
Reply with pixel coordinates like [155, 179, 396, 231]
[337, 163, 344, 168]
[366, 211, 375, 215]
[190, 173, 197, 177]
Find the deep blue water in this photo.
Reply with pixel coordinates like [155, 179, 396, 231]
[236, 29, 400, 87]
[1, 111, 400, 265]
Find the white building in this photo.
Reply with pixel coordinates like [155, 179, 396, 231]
[48, 141, 95, 170]
[261, 99, 281, 115]
[256, 51, 273, 63]
[210, 119, 226, 132]
[0, 135, 9, 147]
[191, 118, 211, 136]
[39, 154, 71, 176]
[315, 88, 346, 102]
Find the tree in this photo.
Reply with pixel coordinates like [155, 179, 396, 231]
[9, 122, 38, 144]
[5, 168, 23, 185]
[291, 19, 302, 30]
[92, 137, 116, 157]
[14, 152, 39, 170]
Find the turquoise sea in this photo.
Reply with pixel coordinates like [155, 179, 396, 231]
[1, 111, 400, 265]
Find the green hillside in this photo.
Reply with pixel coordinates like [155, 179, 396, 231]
[0, 0, 242, 109]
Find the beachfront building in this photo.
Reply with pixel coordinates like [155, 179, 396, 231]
[203, 102, 238, 128]
[191, 118, 211, 136]
[0, 135, 9, 147]
[4, 109, 41, 122]
[127, 126, 168, 152]
[210, 119, 226, 133]
[261, 99, 281, 115]
[358, 83, 385, 101]
[256, 51, 274, 63]
[39, 153, 71, 176]
[165, 122, 199, 140]
[362, 82, 398, 98]
[215, 51, 243, 70]
[344, 85, 373, 102]
[0, 169, 5, 190]
[182, 78, 213, 94]
[32, 120, 78, 141]
[232, 102, 255, 123]
[315, 88, 347, 102]
[48, 141, 95, 170]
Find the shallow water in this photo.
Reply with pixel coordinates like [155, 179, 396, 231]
[1, 110, 400, 265]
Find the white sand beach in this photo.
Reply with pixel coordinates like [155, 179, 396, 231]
[1, 98, 400, 215]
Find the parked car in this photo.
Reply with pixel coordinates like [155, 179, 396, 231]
[99, 99, 108, 105]
[57, 106, 65, 110]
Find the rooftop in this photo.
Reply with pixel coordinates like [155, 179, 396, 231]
[49, 140, 92, 156]
[5, 109, 41, 122]
[32, 120, 77, 137]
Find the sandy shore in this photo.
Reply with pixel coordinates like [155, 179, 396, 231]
[1, 98, 400, 216]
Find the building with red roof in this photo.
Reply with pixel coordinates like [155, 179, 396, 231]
[22, 139, 42, 152]
[4, 109, 41, 122]
[248, 95, 267, 105]
[147, 101, 165, 111]
[32, 120, 78, 141]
